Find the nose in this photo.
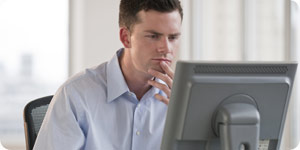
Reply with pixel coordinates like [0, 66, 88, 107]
[157, 37, 171, 54]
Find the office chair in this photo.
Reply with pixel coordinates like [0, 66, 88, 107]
[23, 95, 53, 150]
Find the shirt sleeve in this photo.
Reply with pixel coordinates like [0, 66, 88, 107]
[33, 85, 85, 150]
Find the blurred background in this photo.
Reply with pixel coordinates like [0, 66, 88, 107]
[0, 0, 299, 149]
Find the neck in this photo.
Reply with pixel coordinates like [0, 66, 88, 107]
[119, 49, 152, 100]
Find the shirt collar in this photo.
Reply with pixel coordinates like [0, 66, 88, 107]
[141, 77, 168, 102]
[107, 48, 129, 103]
[106, 48, 168, 103]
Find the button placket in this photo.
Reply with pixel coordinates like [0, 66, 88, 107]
[136, 131, 140, 136]
[132, 102, 143, 150]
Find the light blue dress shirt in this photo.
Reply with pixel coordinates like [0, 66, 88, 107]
[33, 49, 168, 150]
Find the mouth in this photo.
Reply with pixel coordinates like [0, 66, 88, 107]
[152, 58, 172, 64]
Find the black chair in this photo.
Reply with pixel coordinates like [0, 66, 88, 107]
[23, 95, 53, 150]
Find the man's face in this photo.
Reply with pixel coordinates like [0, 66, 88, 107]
[128, 10, 181, 74]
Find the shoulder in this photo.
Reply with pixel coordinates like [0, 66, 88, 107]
[64, 62, 108, 88]
[53, 62, 109, 109]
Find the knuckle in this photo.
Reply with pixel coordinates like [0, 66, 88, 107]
[163, 98, 169, 104]
[162, 86, 169, 92]
[161, 75, 168, 81]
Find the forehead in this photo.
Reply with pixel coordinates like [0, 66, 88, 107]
[132, 10, 182, 34]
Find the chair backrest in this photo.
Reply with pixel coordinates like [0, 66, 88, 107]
[23, 95, 53, 150]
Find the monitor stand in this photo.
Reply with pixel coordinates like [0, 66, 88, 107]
[213, 94, 260, 150]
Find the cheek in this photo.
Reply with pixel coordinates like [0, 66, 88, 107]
[133, 40, 157, 55]
[132, 38, 153, 54]
[170, 42, 180, 55]
[140, 39, 157, 48]
[131, 47, 150, 65]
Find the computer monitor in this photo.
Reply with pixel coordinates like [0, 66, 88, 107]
[161, 61, 297, 150]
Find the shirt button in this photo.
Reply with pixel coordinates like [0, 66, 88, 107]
[136, 131, 140, 136]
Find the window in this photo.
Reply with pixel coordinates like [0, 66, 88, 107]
[0, 0, 68, 149]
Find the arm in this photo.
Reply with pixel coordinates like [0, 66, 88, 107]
[33, 86, 85, 150]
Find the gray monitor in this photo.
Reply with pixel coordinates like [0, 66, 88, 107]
[161, 61, 297, 150]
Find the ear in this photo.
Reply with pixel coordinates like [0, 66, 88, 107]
[119, 27, 131, 48]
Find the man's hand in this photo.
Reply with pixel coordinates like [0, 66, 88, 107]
[147, 61, 174, 105]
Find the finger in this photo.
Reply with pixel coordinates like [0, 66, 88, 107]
[154, 94, 169, 105]
[148, 69, 173, 88]
[160, 61, 174, 79]
[148, 80, 171, 97]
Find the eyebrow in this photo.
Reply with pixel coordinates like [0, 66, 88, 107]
[144, 30, 181, 36]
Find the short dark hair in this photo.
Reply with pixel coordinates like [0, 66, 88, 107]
[119, 0, 183, 31]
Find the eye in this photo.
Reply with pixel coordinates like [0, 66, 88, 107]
[146, 34, 159, 39]
[169, 35, 178, 41]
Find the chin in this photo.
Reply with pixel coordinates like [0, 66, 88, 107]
[150, 66, 165, 74]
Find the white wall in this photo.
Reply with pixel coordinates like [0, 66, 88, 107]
[69, 0, 122, 75]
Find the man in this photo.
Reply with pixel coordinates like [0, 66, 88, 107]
[33, 0, 183, 149]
